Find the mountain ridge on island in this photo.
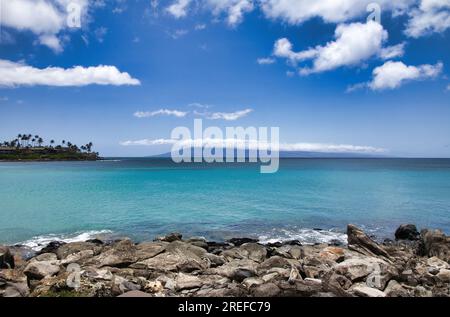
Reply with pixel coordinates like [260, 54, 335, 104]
[149, 148, 385, 159]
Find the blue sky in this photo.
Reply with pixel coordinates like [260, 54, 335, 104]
[1, 0, 450, 157]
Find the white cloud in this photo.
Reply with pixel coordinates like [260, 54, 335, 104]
[352, 61, 443, 91]
[1, 0, 64, 34]
[257, 57, 276, 65]
[195, 24, 207, 30]
[273, 21, 403, 75]
[196, 108, 253, 120]
[206, 0, 254, 26]
[273, 38, 318, 64]
[120, 138, 386, 154]
[166, 0, 192, 18]
[405, 0, 450, 38]
[169, 29, 189, 39]
[164, 0, 417, 27]
[1, 0, 90, 52]
[0, 97, 9, 102]
[0, 59, 140, 87]
[447, 84, 450, 90]
[188, 102, 212, 109]
[134, 109, 188, 118]
[38, 34, 63, 53]
[379, 43, 406, 60]
[260, 0, 415, 25]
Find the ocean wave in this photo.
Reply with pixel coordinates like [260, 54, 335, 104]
[257, 228, 347, 245]
[18, 230, 113, 251]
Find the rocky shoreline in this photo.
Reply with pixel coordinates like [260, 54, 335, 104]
[1, 224, 449, 297]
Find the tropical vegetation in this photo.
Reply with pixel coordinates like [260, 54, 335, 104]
[0, 134, 99, 161]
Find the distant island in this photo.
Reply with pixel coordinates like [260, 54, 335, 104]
[0, 134, 100, 161]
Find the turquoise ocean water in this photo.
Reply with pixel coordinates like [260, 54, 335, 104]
[0, 158, 449, 248]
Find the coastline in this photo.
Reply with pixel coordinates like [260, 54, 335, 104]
[1, 224, 449, 297]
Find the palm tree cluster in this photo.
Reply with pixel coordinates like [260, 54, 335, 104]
[0, 134, 95, 153]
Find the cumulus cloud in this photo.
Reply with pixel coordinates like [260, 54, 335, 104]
[166, 0, 192, 18]
[195, 109, 253, 121]
[206, 0, 254, 26]
[134, 109, 188, 118]
[1, 0, 89, 52]
[260, 0, 415, 25]
[0, 59, 140, 87]
[120, 138, 386, 154]
[38, 34, 64, 53]
[273, 21, 404, 75]
[405, 0, 450, 38]
[350, 61, 443, 91]
[163, 0, 417, 27]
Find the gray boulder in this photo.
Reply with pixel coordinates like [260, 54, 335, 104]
[0, 246, 15, 269]
[395, 224, 420, 241]
[239, 243, 268, 263]
[24, 261, 60, 280]
[155, 232, 182, 243]
[93, 239, 137, 267]
[347, 224, 391, 260]
[418, 229, 449, 262]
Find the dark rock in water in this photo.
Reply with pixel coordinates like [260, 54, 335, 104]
[36, 241, 66, 255]
[347, 224, 390, 259]
[266, 242, 283, 248]
[417, 229, 450, 262]
[186, 238, 208, 250]
[395, 224, 420, 241]
[265, 239, 302, 248]
[86, 239, 104, 245]
[227, 238, 258, 246]
[0, 245, 15, 269]
[206, 241, 231, 254]
[329, 239, 344, 247]
[283, 240, 302, 246]
[155, 232, 182, 243]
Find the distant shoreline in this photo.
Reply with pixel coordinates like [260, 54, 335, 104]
[0, 151, 100, 162]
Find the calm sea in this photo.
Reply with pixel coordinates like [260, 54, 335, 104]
[0, 158, 449, 248]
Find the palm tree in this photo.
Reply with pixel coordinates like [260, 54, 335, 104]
[20, 135, 26, 147]
[50, 140, 55, 148]
[38, 138, 43, 147]
[86, 142, 93, 153]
